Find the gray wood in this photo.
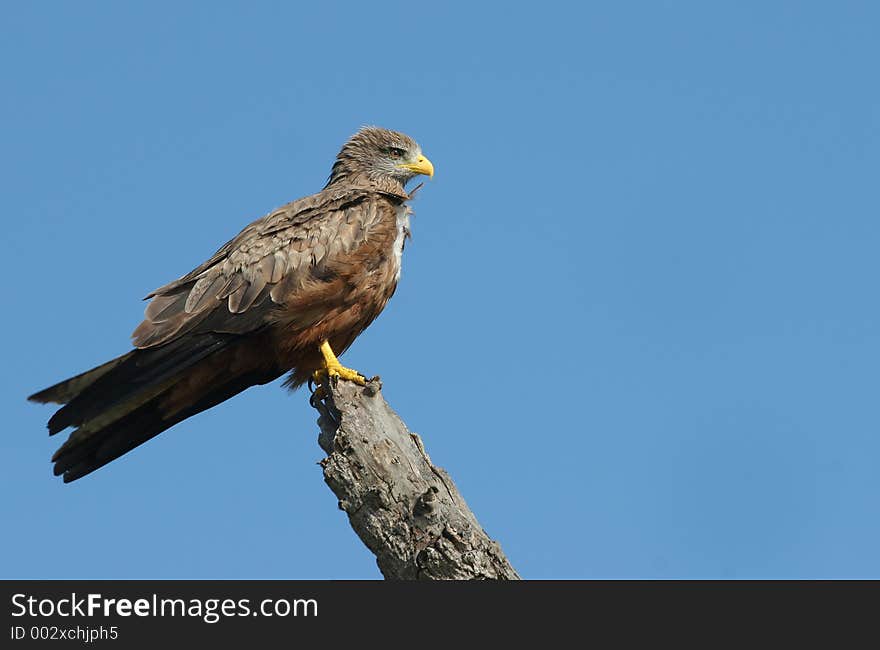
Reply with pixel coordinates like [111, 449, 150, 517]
[312, 379, 520, 580]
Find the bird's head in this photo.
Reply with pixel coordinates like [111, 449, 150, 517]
[326, 126, 434, 189]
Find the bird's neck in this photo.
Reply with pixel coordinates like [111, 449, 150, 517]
[324, 170, 408, 198]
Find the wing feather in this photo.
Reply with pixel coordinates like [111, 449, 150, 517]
[145, 292, 187, 322]
[215, 274, 245, 301]
[228, 273, 266, 314]
[132, 188, 391, 349]
[185, 274, 222, 313]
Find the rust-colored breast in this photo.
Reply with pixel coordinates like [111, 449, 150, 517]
[272, 194, 407, 383]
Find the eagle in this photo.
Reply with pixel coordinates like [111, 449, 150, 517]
[29, 127, 434, 483]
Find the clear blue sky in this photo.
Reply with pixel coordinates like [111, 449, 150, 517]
[2, 2, 878, 579]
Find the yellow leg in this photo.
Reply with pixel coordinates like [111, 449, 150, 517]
[312, 340, 367, 387]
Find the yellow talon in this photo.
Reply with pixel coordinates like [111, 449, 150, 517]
[312, 366, 367, 386]
[313, 341, 367, 386]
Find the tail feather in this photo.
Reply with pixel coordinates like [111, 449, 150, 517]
[30, 332, 283, 482]
[52, 367, 278, 482]
[42, 335, 231, 435]
[28, 353, 135, 405]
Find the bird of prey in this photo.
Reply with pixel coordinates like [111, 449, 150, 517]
[29, 126, 434, 482]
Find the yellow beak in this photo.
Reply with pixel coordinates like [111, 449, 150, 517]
[399, 154, 434, 178]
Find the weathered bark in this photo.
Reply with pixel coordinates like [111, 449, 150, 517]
[312, 379, 520, 580]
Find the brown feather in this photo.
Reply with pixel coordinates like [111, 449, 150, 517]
[228, 275, 266, 314]
[145, 291, 187, 322]
[215, 274, 245, 300]
[184, 274, 225, 313]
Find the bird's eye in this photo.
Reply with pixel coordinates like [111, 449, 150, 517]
[388, 147, 406, 159]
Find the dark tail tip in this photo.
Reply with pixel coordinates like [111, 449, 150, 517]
[28, 387, 58, 404]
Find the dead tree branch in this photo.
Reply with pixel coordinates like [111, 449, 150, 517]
[312, 379, 520, 580]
